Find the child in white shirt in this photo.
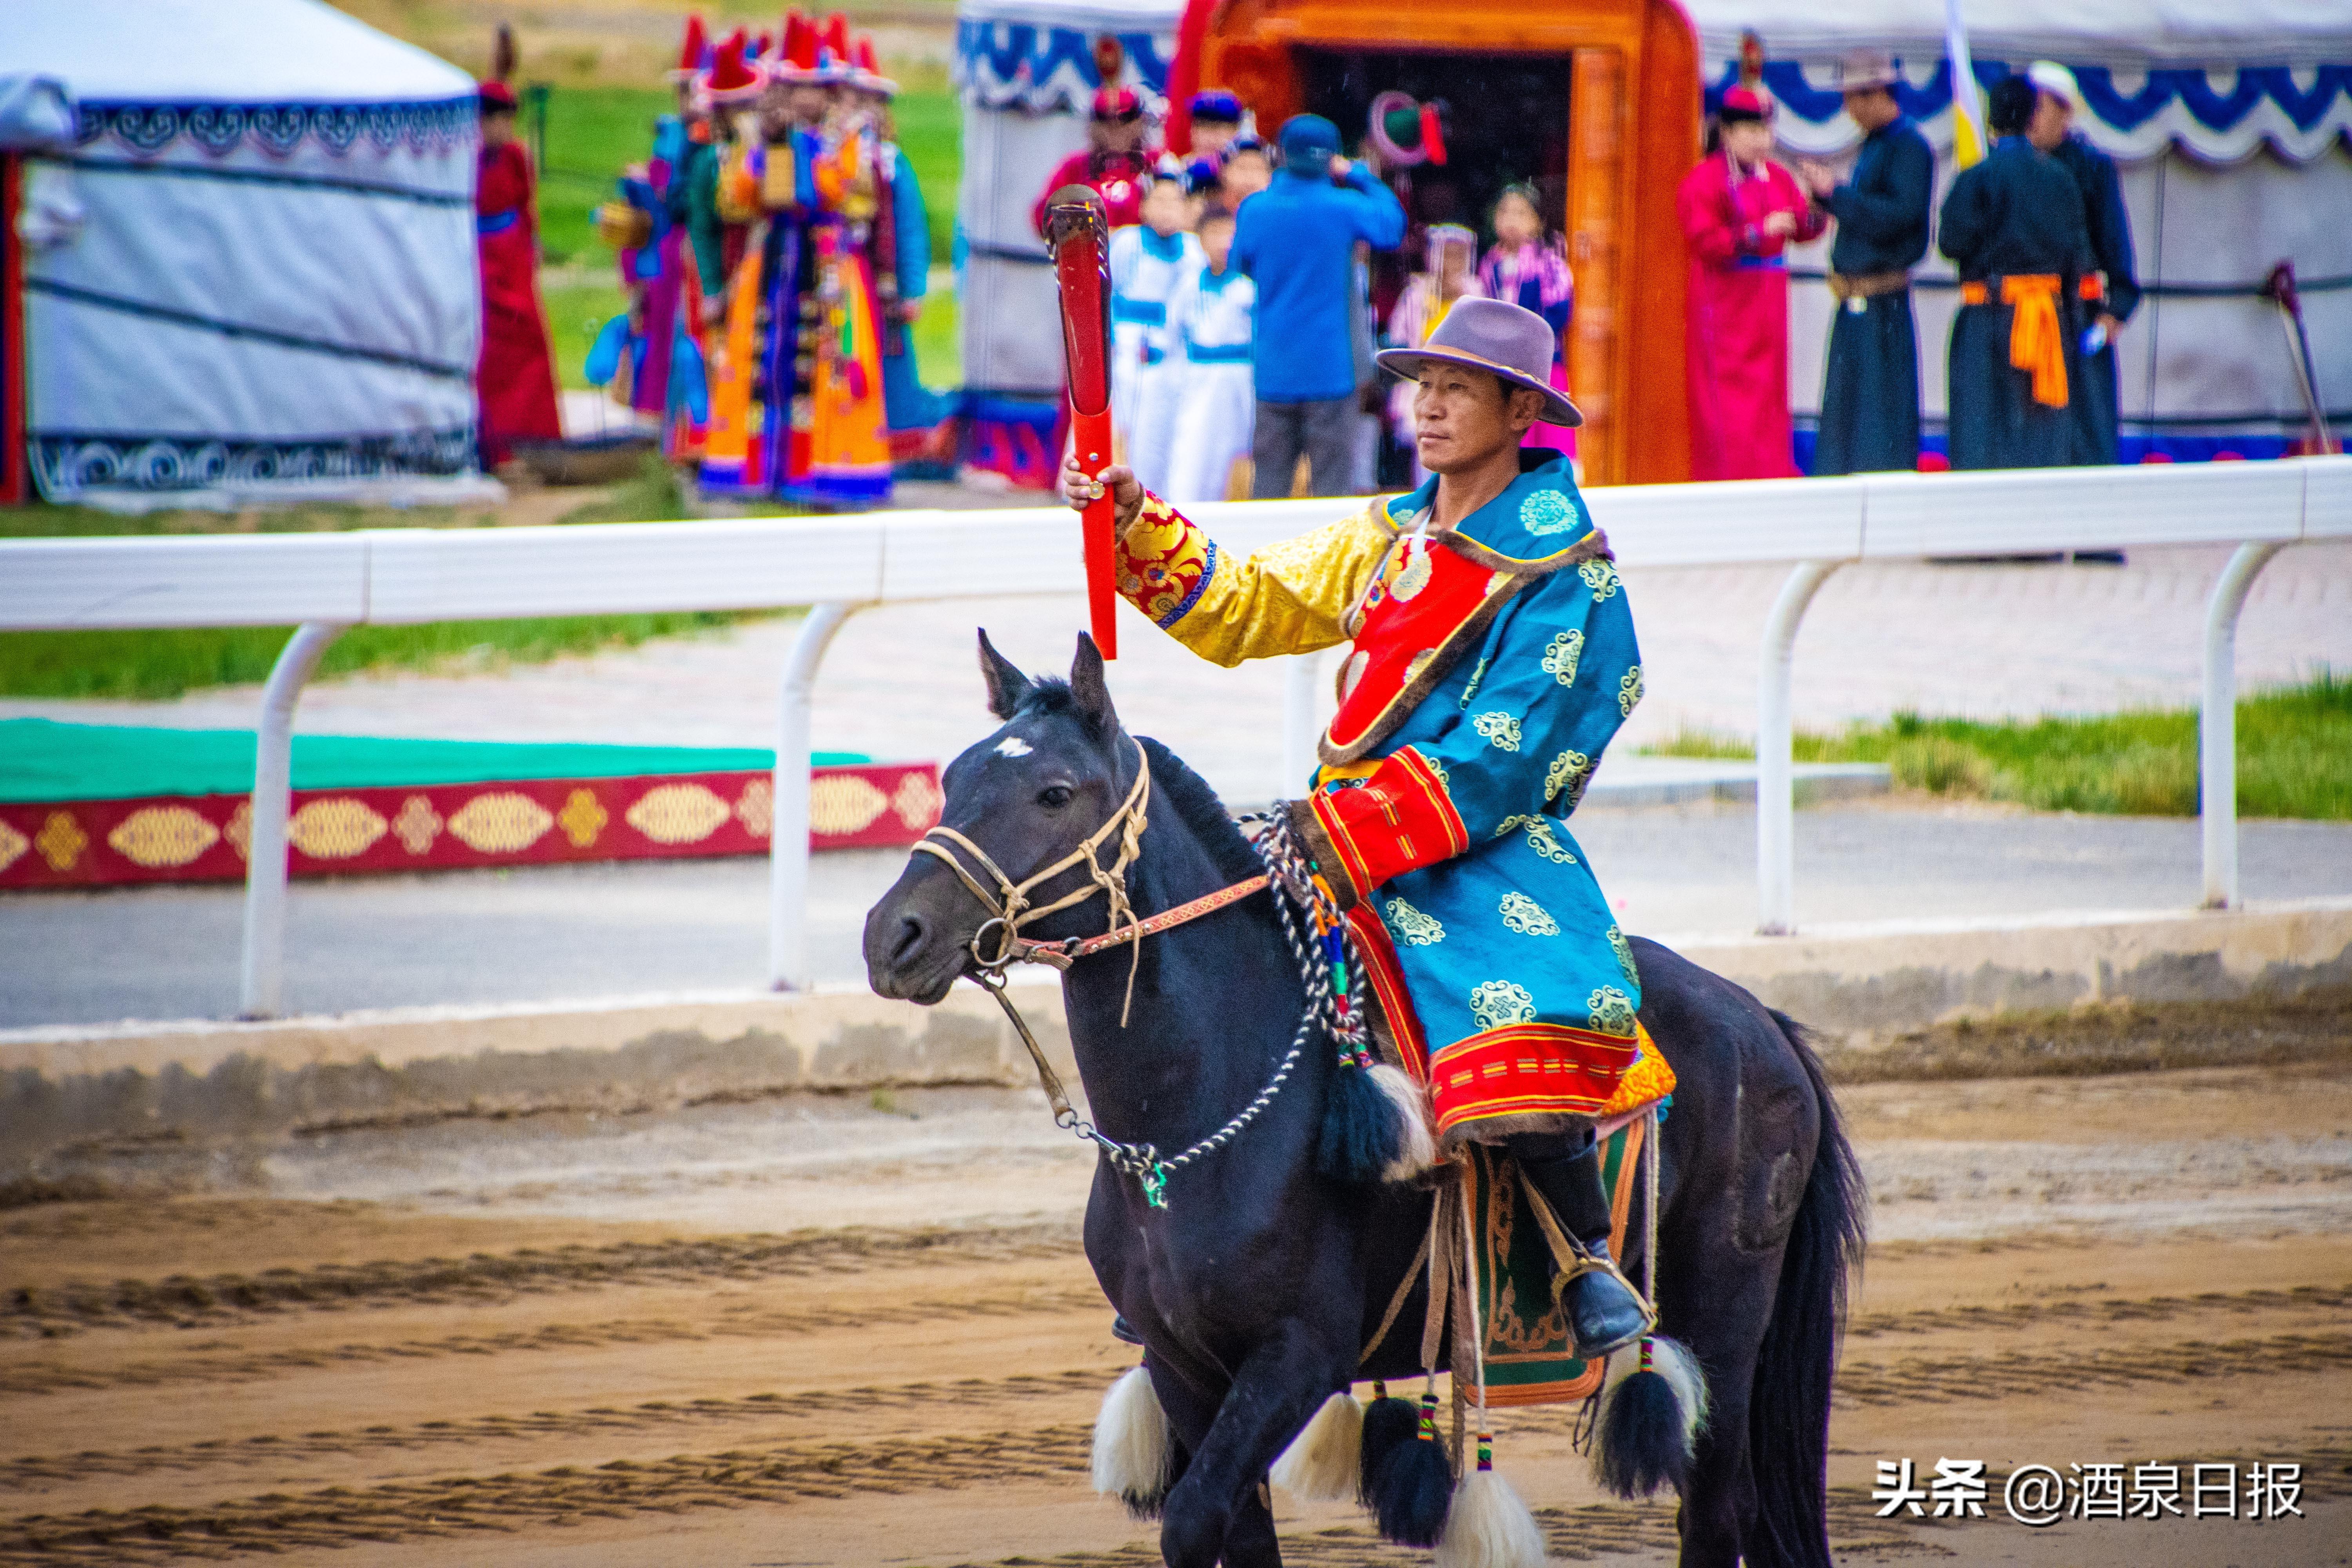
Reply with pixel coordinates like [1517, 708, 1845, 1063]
[1163, 202, 1256, 505]
[1105, 167, 1202, 496]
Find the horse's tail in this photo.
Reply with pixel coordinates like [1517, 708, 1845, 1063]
[1746, 1009, 1868, 1568]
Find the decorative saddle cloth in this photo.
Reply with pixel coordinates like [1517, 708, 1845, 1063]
[1452, 1027, 1673, 1408]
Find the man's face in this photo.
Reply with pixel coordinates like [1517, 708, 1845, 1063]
[1411, 364, 1534, 474]
[2027, 91, 2073, 151]
[1092, 114, 1145, 155]
[1843, 87, 1898, 132]
[480, 108, 517, 149]
[1220, 150, 1270, 202]
[1721, 118, 1773, 164]
[757, 84, 794, 142]
[1141, 181, 1191, 236]
[1193, 120, 1239, 157]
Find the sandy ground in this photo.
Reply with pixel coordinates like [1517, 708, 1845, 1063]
[6, 1047, 2350, 1567]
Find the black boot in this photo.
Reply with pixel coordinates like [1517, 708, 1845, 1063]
[1513, 1139, 1652, 1361]
[1111, 1313, 1143, 1346]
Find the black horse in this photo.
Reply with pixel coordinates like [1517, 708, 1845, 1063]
[864, 634, 1865, 1568]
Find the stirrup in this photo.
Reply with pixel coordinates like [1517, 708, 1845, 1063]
[1552, 1248, 1657, 1358]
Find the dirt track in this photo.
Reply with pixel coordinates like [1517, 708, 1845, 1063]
[6, 1042, 2350, 1566]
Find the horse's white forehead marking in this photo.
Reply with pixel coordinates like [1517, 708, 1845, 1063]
[994, 736, 1034, 758]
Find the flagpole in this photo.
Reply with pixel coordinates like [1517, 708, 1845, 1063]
[1944, 0, 1987, 168]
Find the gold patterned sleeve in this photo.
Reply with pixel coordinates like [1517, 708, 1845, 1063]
[1115, 493, 1397, 668]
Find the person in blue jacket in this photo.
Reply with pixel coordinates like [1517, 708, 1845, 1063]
[1230, 113, 1406, 497]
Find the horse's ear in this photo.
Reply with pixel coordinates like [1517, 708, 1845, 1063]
[1069, 633, 1120, 732]
[976, 628, 1031, 719]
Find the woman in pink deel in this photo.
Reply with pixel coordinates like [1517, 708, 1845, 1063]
[1676, 86, 1824, 480]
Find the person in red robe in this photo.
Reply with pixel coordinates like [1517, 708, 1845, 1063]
[1031, 86, 1156, 236]
[1676, 86, 1824, 481]
[474, 81, 563, 467]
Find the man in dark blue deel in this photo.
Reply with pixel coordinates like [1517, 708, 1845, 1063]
[2028, 61, 2140, 466]
[1799, 52, 1934, 474]
[1230, 113, 1406, 496]
[1938, 74, 2093, 470]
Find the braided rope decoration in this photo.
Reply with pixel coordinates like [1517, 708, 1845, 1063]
[1052, 804, 1339, 1209]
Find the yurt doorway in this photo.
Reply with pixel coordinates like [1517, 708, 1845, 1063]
[1296, 47, 1576, 483]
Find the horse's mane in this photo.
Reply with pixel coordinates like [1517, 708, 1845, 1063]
[1011, 679, 1261, 886]
[1136, 735, 1263, 886]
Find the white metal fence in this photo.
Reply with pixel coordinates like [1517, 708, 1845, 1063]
[4, 458, 2345, 1016]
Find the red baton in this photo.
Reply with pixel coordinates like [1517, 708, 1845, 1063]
[1045, 185, 1119, 659]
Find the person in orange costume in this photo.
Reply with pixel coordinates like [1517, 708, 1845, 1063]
[472, 80, 562, 467]
[1675, 85, 1824, 481]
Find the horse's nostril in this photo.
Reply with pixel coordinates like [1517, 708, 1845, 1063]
[890, 914, 928, 968]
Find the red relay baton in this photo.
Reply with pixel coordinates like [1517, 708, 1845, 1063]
[1044, 185, 1119, 659]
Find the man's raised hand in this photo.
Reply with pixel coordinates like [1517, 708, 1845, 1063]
[1060, 455, 1147, 538]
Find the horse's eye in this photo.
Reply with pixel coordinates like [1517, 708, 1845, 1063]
[1038, 784, 1074, 809]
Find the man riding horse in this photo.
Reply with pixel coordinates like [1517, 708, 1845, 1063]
[1063, 294, 1653, 1361]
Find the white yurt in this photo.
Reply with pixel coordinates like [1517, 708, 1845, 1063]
[0, 0, 497, 510]
[1686, 0, 2352, 463]
[951, 0, 1181, 485]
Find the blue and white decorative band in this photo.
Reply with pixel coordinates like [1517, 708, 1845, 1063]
[1711, 58, 2352, 164]
[953, 23, 1174, 114]
[72, 97, 478, 161]
[31, 428, 478, 496]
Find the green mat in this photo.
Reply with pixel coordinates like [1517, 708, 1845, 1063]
[0, 720, 868, 804]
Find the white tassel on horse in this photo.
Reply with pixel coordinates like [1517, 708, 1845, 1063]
[1434, 1465, 1547, 1568]
[1368, 1062, 1437, 1181]
[1092, 1364, 1174, 1504]
[1269, 1388, 1363, 1501]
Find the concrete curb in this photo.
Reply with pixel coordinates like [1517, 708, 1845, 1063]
[6, 898, 2347, 1162]
[1, 981, 1073, 1163]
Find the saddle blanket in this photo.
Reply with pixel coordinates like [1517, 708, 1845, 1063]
[1459, 1026, 1672, 1408]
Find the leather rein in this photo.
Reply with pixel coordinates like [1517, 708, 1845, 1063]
[907, 738, 1288, 1209]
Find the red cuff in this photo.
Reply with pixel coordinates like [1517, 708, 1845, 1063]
[1308, 748, 1469, 897]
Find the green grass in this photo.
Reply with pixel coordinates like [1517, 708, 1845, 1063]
[0, 461, 770, 701]
[1641, 672, 2352, 819]
[908, 270, 960, 387]
[2, 613, 762, 702]
[542, 273, 633, 391]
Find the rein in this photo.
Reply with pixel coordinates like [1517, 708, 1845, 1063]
[911, 738, 1336, 1209]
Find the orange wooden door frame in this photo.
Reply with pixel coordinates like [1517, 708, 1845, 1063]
[1193, 0, 1697, 484]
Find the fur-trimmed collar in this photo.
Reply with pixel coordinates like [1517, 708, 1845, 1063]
[1383, 450, 1604, 574]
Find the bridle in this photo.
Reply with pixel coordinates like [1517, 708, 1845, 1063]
[912, 735, 1157, 991]
[905, 735, 1332, 1209]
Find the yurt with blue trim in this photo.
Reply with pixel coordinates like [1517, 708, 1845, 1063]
[0, 0, 495, 509]
[1687, 0, 2352, 464]
[953, 0, 1180, 487]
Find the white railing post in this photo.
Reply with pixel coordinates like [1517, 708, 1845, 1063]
[238, 621, 350, 1019]
[770, 601, 859, 991]
[2200, 541, 2285, 909]
[1280, 652, 1321, 799]
[1757, 562, 1840, 936]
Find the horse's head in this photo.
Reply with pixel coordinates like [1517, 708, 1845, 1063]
[863, 629, 1135, 1005]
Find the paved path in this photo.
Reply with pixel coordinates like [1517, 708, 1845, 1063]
[6, 542, 2344, 811]
[9, 802, 2350, 1029]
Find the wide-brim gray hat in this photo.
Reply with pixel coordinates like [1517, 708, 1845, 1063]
[1374, 295, 1583, 427]
[1837, 51, 1900, 93]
